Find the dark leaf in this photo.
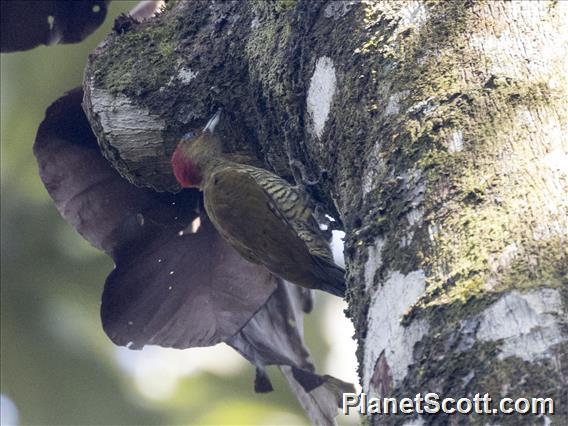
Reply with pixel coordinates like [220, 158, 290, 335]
[227, 281, 313, 370]
[34, 88, 277, 348]
[34, 89, 354, 422]
[291, 367, 325, 392]
[102, 216, 279, 349]
[254, 368, 273, 393]
[1, 0, 110, 53]
[281, 366, 354, 426]
[227, 281, 354, 424]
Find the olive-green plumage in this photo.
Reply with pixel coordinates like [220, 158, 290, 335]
[205, 164, 345, 296]
[171, 112, 345, 297]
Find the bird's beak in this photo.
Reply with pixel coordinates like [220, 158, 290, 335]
[203, 108, 222, 134]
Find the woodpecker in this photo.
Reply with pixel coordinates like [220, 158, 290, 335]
[171, 110, 346, 297]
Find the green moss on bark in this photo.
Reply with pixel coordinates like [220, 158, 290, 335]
[334, 3, 566, 408]
[91, 14, 180, 96]
[349, 0, 565, 316]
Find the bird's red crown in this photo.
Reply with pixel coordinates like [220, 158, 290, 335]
[171, 145, 202, 188]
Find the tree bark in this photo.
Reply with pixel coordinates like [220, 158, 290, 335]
[83, 1, 567, 424]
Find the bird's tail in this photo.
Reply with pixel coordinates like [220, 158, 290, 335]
[314, 257, 346, 297]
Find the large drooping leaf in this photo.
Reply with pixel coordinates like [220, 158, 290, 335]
[101, 216, 280, 349]
[34, 88, 277, 348]
[1, 0, 111, 53]
[228, 281, 354, 424]
[34, 88, 353, 423]
[228, 281, 312, 371]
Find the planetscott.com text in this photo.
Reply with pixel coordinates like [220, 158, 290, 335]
[342, 392, 555, 416]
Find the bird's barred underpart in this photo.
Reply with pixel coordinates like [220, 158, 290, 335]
[246, 168, 311, 219]
[241, 166, 334, 262]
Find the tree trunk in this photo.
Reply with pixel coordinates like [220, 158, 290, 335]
[84, 1, 567, 424]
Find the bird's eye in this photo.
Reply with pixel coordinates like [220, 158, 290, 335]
[183, 131, 196, 141]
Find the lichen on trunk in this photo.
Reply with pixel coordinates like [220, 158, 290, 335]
[344, 1, 567, 424]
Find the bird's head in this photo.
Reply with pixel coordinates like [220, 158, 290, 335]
[171, 109, 223, 189]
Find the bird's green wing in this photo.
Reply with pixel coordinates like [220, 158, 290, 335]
[204, 165, 346, 296]
[245, 167, 335, 263]
[204, 166, 314, 267]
